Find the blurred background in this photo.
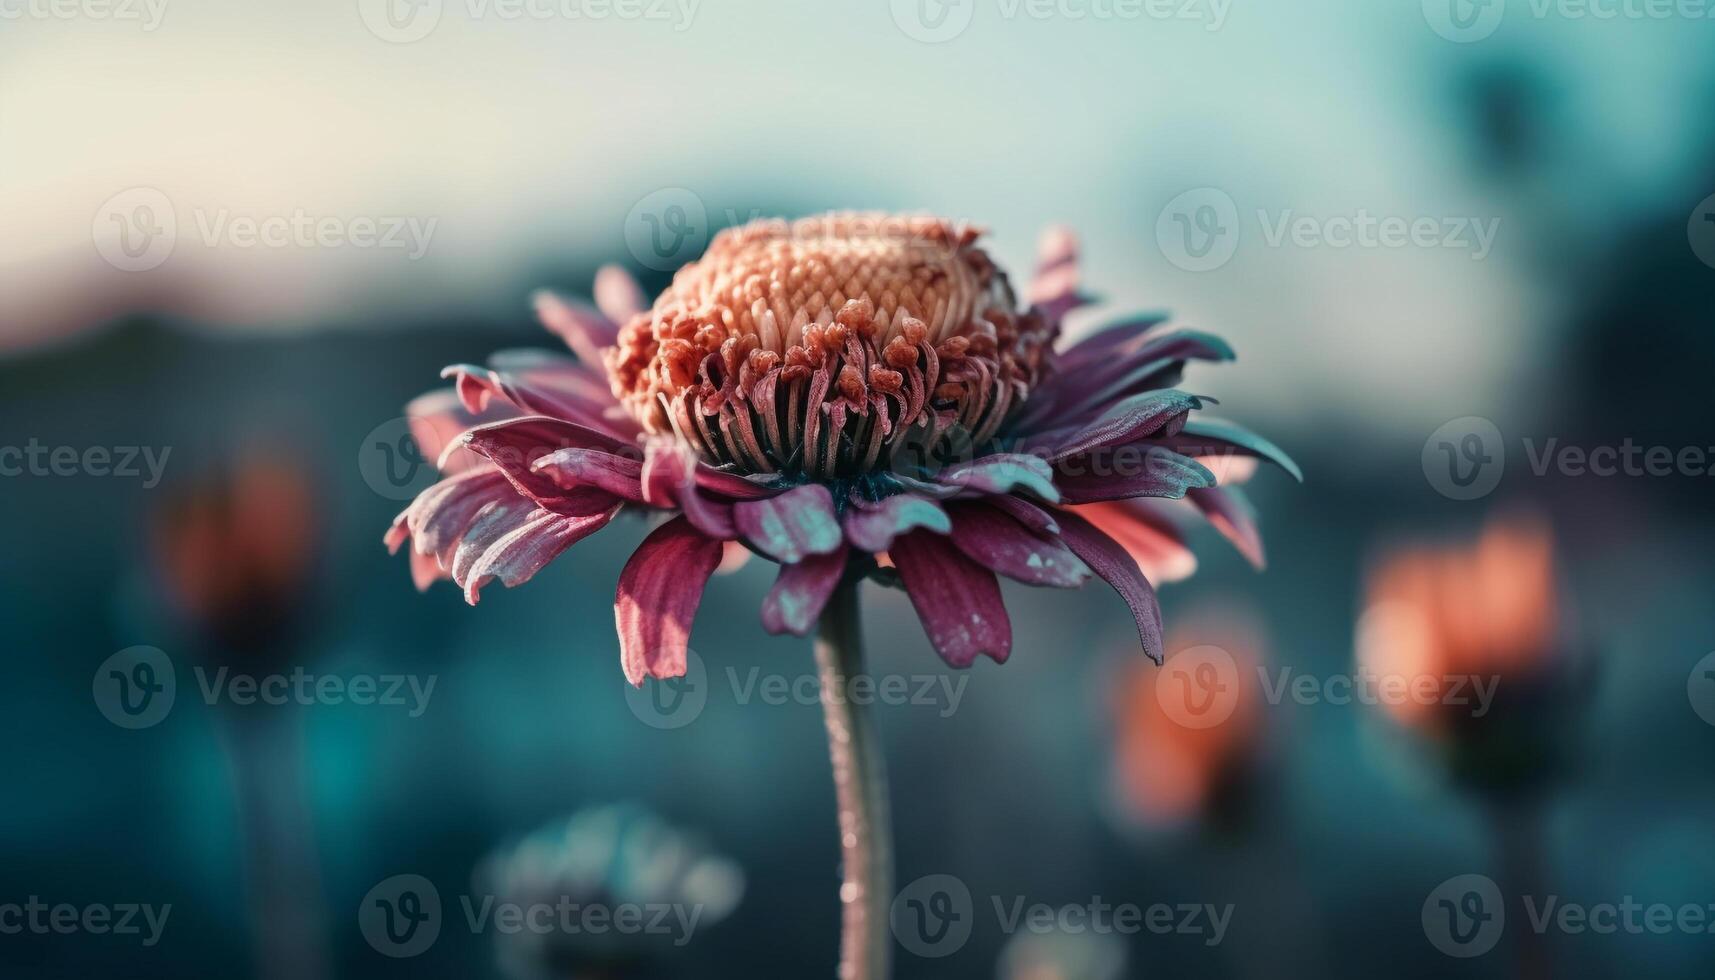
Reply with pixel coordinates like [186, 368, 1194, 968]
[3, 1, 1714, 977]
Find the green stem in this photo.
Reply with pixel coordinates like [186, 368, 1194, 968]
[815, 578, 893, 980]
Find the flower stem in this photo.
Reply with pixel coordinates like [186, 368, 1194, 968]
[815, 577, 893, 980]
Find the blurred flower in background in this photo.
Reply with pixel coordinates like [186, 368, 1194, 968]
[475, 804, 745, 980]
[1356, 510, 1590, 794]
[150, 449, 322, 663]
[1108, 603, 1269, 833]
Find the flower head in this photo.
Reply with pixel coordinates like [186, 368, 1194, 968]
[386, 213, 1297, 684]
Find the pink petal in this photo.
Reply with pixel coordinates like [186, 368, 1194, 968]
[760, 545, 849, 636]
[936, 453, 1060, 502]
[534, 289, 618, 366]
[405, 388, 512, 476]
[408, 549, 445, 591]
[1053, 507, 1165, 663]
[458, 501, 621, 603]
[1071, 501, 1197, 585]
[532, 447, 646, 502]
[396, 468, 516, 564]
[890, 530, 1012, 668]
[1188, 485, 1266, 570]
[615, 516, 725, 686]
[947, 501, 1090, 587]
[441, 357, 629, 437]
[462, 420, 634, 516]
[734, 483, 843, 563]
[594, 264, 647, 323]
[641, 440, 738, 538]
[842, 494, 951, 552]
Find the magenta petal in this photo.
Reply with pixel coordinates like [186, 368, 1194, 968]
[615, 516, 726, 686]
[890, 530, 1012, 668]
[761, 545, 849, 636]
[460, 502, 620, 603]
[594, 264, 647, 323]
[399, 468, 514, 564]
[1033, 390, 1202, 462]
[1053, 507, 1164, 664]
[1054, 449, 1216, 503]
[842, 494, 950, 552]
[534, 289, 618, 366]
[405, 388, 512, 475]
[463, 421, 631, 516]
[1155, 417, 1303, 482]
[984, 495, 1061, 537]
[936, 453, 1060, 502]
[734, 483, 843, 563]
[532, 448, 646, 502]
[1189, 485, 1266, 570]
[641, 441, 738, 537]
[947, 502, 1091, 588]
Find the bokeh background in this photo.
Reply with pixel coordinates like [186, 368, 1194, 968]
[3, 1, 1714, 977]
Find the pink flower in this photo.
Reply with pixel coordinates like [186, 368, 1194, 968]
[385, 214, 1298, 684]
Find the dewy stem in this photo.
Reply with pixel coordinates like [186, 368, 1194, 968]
[815, 577, 893, 980]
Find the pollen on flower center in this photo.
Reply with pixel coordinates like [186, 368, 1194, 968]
[603, 213, 1055, 479]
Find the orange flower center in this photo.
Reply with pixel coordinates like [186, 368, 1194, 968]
[604, 213, 1054, 478]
